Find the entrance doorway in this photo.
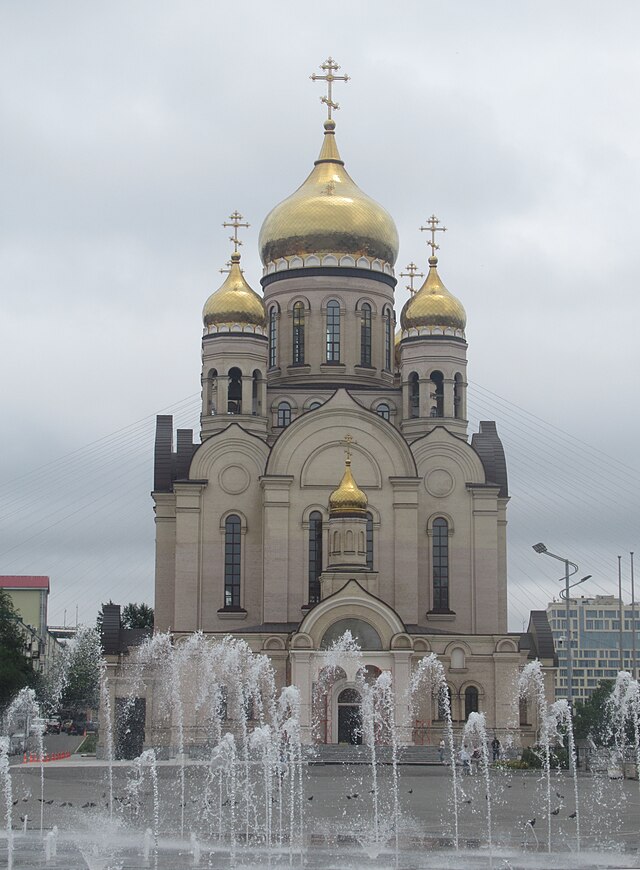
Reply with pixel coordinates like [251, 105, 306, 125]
[337, 687, 362, 744]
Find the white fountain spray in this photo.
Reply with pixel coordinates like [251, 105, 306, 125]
[0, 736, 13, 870]
[463, 711, 493, 866]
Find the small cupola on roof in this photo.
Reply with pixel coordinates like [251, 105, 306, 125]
[258, 58, 399, 276]
[400, 215, 466, 338]
[329, 438, 368, 517]
[202, 211, 267, 334]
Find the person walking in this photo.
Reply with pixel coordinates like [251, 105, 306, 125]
[439, 738, 446, 763]
[459, 746, 471, 775]
[491, 735, 501, 761]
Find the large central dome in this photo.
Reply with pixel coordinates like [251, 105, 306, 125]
[259, 120, 399, 268]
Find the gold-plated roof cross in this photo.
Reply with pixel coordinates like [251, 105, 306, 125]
[400, 262, 425, 295]
[420, 214, 447, 256]
[223, 211, 250, 254]
[343, 433, 355, 462]
[310, 57, 350, 121]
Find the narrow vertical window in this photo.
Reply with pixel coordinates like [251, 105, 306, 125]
[308, 511, 323, 605]
[430, 370, 444, 417]
[208, 368, 218, 415]
[224, 514, 241, 608]
[454, 373, 463, 419]
[432, 517, 449, 611]
[384, 308, 392, 371]
[360, 303, 372, 366]
[252, 370, 261, 415]
[227, 367, 242, 415]
[409, 372, 419, 418]
[464, 686, 479, 720]
[268, 306, 278, 368]
[366, 512, 373, 570]
[292, 302, 305, 364]
[326, 300, 340, 362]
[277, 401, 291, 427]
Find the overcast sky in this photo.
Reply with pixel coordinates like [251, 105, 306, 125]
[1, 1, 639, 631]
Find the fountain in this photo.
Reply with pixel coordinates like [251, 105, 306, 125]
[1, 631, 639, 868]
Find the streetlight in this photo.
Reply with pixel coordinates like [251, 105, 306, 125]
[532, 543, 591, 709]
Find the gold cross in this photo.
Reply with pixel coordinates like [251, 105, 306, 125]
[343, 433, 355, 462]
[310, 57, 350, 121]
[400, 262, 425, 295]
[219, 260, 243, 275]
[420, 214, 447, 256]
[223, 211, 250, 254]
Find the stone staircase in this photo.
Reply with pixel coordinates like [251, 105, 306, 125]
[305, 744, 442, 765]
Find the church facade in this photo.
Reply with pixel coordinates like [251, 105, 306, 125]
[148, 61, 555, 748]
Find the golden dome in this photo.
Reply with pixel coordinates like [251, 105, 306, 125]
[400, 257, 466, 332]
[259, 120, 399, 266]
[394, 328, 402, 368]
[203, 252, 266, 329]
[329, 457, 368, 517]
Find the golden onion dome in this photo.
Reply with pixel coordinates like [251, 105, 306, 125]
[400, 256, 466, 332]
[259, 120, 399, 267]
[202, 252, 266, 329]
[329, 457, 368, 517]
[394, 329, 402, 368]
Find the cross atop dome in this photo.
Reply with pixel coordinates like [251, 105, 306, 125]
[400, 262, 425, 295]
[310, 57, 350, 121]
[223, 211, 250, 254]
[343, 433, 356, 463]
[420, 214, 447, 257]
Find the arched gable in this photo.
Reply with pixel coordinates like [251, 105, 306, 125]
[189, 424, 269, 482]
[410, 426, 486, 484]
[266, 389, 417, 480]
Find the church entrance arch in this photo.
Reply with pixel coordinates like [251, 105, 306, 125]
[337, 687, 362, 744]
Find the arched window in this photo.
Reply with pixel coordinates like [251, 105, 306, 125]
[360, 303, 372, 366]
[430, 370, 444, 417]
[376, 402, 390, 421]
[292, 301, 305, 364]
[321, 618, 382, 650]
[277, 401, 292, 428]
[224, 514, 242, 608]
[464, 686, 479, 720]
[409, 372, 419, 418]
[451, 647, 465, 669]
[227, 367, 242, 414]
[252, 370, 261, 415]
[384, 308, 392, 371]
[208, 368, 218, 415]
[326, 300, 340, 362]
[366, 512, 373, 570]
[432, 518, 449, 611]
[454, 373, 463, 419]
[308, 511, 323, 605]
[308, 401, 322, 411]
[268, 306, 278, 369]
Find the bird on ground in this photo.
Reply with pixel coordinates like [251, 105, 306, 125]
[527, 818, 536, 827]
[22, 797, 28, 802]
[551, 808, 560, 816]
[369, 789, 375, 794]
[346, 795, 351, 800]
[569, 811, 577, 819]
[408, 789, 413, 794]
[463, 798, 472, 805]
[82, 802, 90, 808]
[351, 793, 359, 799]
[307, 796, 313, 801]
[19, 815, 27, 823]
[45, 799, 53, 805]
[556, 791, 564, 800]
[12, 799, 18, 805]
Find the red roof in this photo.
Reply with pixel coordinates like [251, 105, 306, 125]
[0, 576, 49, 591]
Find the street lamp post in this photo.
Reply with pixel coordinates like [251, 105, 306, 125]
[532, 543, 591, 710]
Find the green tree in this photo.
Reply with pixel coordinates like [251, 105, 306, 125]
[573, 679, 614, 744]
[0, 588, 38, 711]
[59, 626, 101, 714]
[122, 602, 154, 630]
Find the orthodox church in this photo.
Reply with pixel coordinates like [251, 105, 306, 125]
[148, 60, 555, 747]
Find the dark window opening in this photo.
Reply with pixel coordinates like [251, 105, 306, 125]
[277, 401, 292, 427]
[376, 403, 390, 421]
[454, 373, 463, 419]
[360, 303, 372, 366]
[409, 372, 419, 418]
[432, 517, 449, 611]
[366, 512, 373, 570]
[430, 370, 444, 417]
[384, 309, 392, 371]
[227, 367, 242, 415]
[293, 302, 305, 364]
[326, 300, 340, 362]
[224, 514, 241, 608]
[269, 306, 278, 368]
[465, 686, 479, 720]
[308, 511, 323, 605]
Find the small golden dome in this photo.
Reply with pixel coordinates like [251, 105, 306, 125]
[400, 257, 466, 332]
[259, 121, 399, 266]
[329, 457, 368, 517]
[203, 252, 266, 329]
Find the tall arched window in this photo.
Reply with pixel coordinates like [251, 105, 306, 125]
[224, 514, 242, 608]
[292, 302, 305, 364]
[384, 308, 392, 371]
[454, 373, 463, 419]
[227, 367, 242, 414]
[268, 306, 278, 369]
[430, 370, 444, 417]
[360, 303, 372, 366]
[432, 517, 449, 611]
[464, 686, 479, 720]
[208, 368, 218, 415]
[277, 401, 292, 428]
[252, 370, 261, 415]
[376, 402, 390, 421]
[326, 300, 340, 362]
[409, 372, 419, 418]
[308, 511, 323, 605]
[366, 512, 374, 569]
